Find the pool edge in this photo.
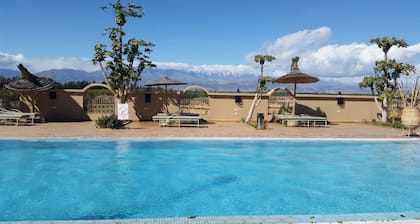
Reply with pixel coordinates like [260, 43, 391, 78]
[3, 212, 420, 224]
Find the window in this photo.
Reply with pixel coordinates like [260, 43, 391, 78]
[145, 93, 151, 103]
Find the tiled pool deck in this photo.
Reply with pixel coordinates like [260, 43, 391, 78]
[0, 121, 418, 139]
[1, 121, 419, 224]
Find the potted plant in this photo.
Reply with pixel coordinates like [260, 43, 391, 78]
[398, 77, 420, 136]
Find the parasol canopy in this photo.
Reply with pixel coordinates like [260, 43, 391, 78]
[5, 64, 55, 92]
[144, 76, 187, 113]
[272, 57, 319, 115]
[144, 76, 187, 90]
[272, 56, 319, 96]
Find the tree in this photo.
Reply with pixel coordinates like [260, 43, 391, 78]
[92, 0, 155, 104]
[0, 76, 19, 107]
[359, 37, 416, 123]
[245, 54, 276, 123]
[55, 81, 92, 89]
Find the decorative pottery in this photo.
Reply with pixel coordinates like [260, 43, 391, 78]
[401, 107, 420, 135]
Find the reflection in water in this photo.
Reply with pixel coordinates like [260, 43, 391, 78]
[115, 141, 130, 157]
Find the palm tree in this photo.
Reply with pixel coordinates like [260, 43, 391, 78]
[245, 54, 276, 124]
[255, 55, 276, 78]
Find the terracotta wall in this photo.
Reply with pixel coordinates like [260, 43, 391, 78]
[20, 90, 90, 122]
[205, 93, 268, 121]
[19, 87, 383, 123]
[295, 94, 381, 122]
[132, 90, 183, 120]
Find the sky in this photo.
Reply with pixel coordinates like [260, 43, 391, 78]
[1, 0, 420, 85]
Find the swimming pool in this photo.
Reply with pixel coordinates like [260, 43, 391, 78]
[0, 139, 419, 221]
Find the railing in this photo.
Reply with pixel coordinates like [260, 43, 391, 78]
[180, 97, 210, 114]
[85, 95, 115, 114]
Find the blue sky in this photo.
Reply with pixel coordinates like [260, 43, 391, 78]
[1, 0, 420, 84]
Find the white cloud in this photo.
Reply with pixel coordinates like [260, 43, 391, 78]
[156, 62, 256, 76]
[303, 43, 380, 76]
[251, 27, 420, 81]
[0, 52, 97, 73]
[389, 43, 420, 64]
[0, 52, 26, 70]
[30, 57, 98, 73]
[266, 26, 332, 58]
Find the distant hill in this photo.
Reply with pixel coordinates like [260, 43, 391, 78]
[0, 67, 369, 94]
[39, 69, 104, 83]
[0, 69, 20, 77]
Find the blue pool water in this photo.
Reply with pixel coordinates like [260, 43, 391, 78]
[0, 139, 419, 221]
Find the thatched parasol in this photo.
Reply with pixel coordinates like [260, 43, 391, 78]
[5, 64, 55, 92]
[144, 76, 187, 113]
[5, 64, 55, 113]
[144, 76, 187, 91]
[272, 57, 319, 114]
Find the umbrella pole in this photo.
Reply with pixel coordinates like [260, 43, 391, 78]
[292, 83, 297, 115]
[165, 85, 169, 114]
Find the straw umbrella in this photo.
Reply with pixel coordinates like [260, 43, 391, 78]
[272, 57, 319, 115]
[144, 76, 187, 113]
[5, 64, 55, 112]
[6, 64, 55, 92]
[144, 76, 187, 92]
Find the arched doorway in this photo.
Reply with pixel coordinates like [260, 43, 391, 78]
[267, 87, 294, 117]
[82, 83, 115, 119]
[180, 85, 210, 115]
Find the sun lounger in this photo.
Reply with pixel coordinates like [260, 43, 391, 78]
[274, 114, 328, 127]
[0, 113, 31, 126]
[7, 109, 40, 124]
[172, 115, 202, 127]
[152, 113, 202, 128]
[152, 113, 173, 127]
[0, 107, 39, 125]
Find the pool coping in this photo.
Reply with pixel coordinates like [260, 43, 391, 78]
[3, 212, 420, 224]
[1, 137, 420, 141]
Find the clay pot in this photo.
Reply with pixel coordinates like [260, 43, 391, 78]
[401, 107, 420, 134]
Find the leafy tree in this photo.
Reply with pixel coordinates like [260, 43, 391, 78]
[245, 54, 276, 123]
[92, 0, 155, 104]
[0, 76, 19, 107]
[359, 37, 416, 122]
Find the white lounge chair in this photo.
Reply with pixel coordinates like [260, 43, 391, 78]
[152, 113, 173, 127]
[274, 114, 328, 127]
[0, 112, 30, 126]
[8, 109, 40, 123]
[152, 112, 202, 128]
[0, 107, 39, 125]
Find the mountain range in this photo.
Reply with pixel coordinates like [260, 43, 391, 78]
[0, 67, 369, 94]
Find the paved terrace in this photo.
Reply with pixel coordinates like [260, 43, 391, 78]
[0, 121, 417, 139]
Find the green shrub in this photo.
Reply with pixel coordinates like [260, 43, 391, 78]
[96, 114, 130, 129]
[381, 121, 404, 129]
